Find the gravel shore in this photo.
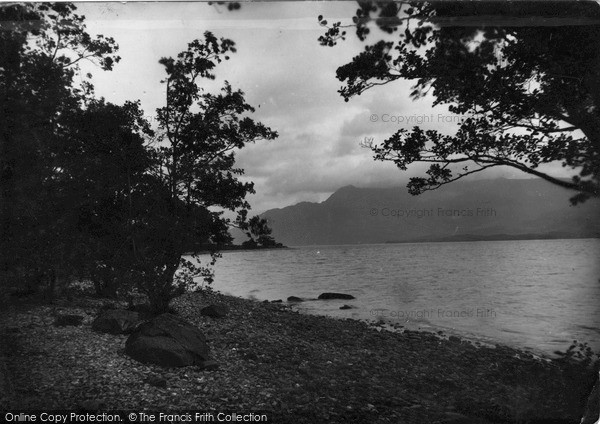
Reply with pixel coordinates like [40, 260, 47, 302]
[0, 290, 596, 423]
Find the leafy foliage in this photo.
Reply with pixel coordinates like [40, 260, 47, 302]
[58, 99, 154, 298]
[131, 32, 278, 312]
[319, 1, 600, 204]
[0, 3, 120, 293]
[1, 4, 278, 314]
[241, 215, 281, 248]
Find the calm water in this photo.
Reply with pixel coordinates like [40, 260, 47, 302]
[194, 239, 600, 356]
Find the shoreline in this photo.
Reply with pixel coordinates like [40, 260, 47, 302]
[189, 237, 600, 254]
[280, 301, 554, 359]
[0, 290, 596, 423]
[186, 246, 292, 256]
[209, 294, 586, 360]
[279, 236, 600, 249]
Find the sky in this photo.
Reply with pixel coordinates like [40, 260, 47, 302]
[76, 1, 570, 214]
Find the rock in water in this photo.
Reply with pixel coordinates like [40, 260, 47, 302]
[200, 304, 229, 318]
[125, 314, 211, 367]
[92, 309, 141, 334]
[318, 292, 355, 300]
[287, 296, 303, 302]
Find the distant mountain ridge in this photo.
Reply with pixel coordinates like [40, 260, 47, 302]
[260, 178, 600, 246]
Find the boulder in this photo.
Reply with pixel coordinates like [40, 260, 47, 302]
[339, 304, 354, 310]
[127, 302, 156, 316]
[287, 296, 303, 302]
[54, 314, 84, 327]
[92, 309, 141, 335]
[125, 314, 211, 367]
[200, 304, 229, 318]
[318, 292, 355, 300]
[201, 360, 219, 371]
[145, 375, 167, 388]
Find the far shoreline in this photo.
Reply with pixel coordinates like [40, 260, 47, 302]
[185, 245, 291, 256]
[202, 236, 600, 250]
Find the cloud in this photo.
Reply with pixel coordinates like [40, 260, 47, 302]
[77, 2, 575, 216]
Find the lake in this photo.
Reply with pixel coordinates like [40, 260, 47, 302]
[194, 238, 600, 356]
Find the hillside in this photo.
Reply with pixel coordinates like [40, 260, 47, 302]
[260, 178, 600, 246]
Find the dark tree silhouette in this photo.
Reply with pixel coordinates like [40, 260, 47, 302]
[241, 215, 280, 248]
[1, 4, 278, 310]
[58, 99, 154, 298]
[132, 32, 279, 312]
[318, 1, 600, 204]
[0, 3, 119, 293]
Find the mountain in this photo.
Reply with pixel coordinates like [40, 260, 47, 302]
[260, 178, 600, 246]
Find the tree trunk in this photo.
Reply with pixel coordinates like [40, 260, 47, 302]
[147, 251, 182, 315]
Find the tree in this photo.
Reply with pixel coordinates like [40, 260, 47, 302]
[58, 99, 154, 298]
[242, 215, 280, 248]
[0, 3, 119, 293]
[318, 1, 600, 204]
[133, 32, 278, 313]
